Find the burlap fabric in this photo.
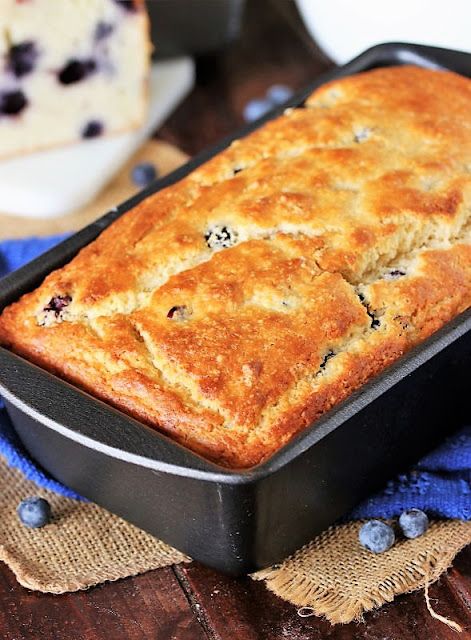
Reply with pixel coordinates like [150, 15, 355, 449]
[0, 459, 188, 592]
[255, 520, 471, 624]
[2, 455, 470, 624]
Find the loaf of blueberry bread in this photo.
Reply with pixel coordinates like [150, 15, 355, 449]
[1, 66, 470, 468]
[0, 0, 150, 159]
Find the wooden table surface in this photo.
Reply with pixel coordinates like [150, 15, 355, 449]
[1, 1, 470, 638]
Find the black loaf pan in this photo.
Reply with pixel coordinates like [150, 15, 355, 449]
[1, 43, 470, 575]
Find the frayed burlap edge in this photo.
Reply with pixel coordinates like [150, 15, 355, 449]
[0, 537, 189, 594]
[0, 460, 189, 594]
[253, 520, 471, 625]
[0, 542, 188, 594]
[2, 454, 470, 625]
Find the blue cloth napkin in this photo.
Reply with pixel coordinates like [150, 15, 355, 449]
[0, 234, 83, 499]
[0, 235, 470, 519]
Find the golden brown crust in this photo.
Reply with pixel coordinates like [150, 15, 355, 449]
[1, 66, 471, 468]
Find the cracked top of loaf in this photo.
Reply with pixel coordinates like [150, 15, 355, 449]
[1, 65, 471, 468]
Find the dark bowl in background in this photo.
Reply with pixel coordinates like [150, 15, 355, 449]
[147, 0, 246, 57]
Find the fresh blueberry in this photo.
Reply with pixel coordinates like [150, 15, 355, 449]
[359, 520, 395, 553]
[94, 21, 115, 41]
[82, 120, 104, 139]
[58, 59, 96, 85]
[266, 84, 294, 105]
[399, 509, 429, 539]
[17, 497, 52, 529]
[0, 90, 28, 115]
[7, 41, 38, 77]
[243, 98, 272, 123]
[131, 162, 158, 187]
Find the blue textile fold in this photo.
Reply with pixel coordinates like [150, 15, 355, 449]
[0, 233, 83, 499]
[0, 234, 470, 518]
[349, 426, 471, 520]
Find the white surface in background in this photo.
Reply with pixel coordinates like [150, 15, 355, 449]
[295, 0, 471, 64]
[0, 57, 195, 219]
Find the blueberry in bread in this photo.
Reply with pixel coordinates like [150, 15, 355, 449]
[1, 66, 470, 468]
[0, 0, 150, 159]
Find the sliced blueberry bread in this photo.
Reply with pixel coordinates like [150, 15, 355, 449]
[0, 0, 150, 159]
[1, 66, 470, 468]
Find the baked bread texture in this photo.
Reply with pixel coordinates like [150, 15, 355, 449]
[0, 0, 150, 159]
[1, 65, 470, 468]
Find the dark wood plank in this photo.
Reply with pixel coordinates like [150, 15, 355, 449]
[443, 544, 471, 617]
[0, 562, 208, 640]
[2, 548, 469, 640]
[158, 0, 332, 155]
[176, 546, 471, 640]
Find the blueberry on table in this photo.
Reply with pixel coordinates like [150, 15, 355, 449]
[359, 520, 395, 553]
[8, 41, 38, 78]
[131, 162, 158, 187]
[17, 497, 52, 529]
[399, 509, 429, 539]
[266, 84, 294, 105]
[243, 98, 272, 123]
